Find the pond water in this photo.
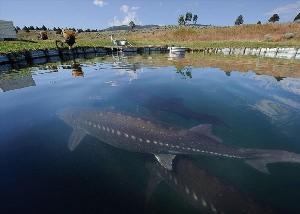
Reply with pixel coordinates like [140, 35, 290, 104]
[1, 52, 300, 214]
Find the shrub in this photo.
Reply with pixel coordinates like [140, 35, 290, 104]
[283, 33, 294, 39]
[56, 28, 62, 34]
[264, 34, 272, 42]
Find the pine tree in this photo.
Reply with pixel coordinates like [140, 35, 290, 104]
[23, 26, 30, 32]
[41, 25, 47, 31]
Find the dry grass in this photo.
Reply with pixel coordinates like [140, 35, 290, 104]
[126, 22, 300, 42]
[118, 22, 300, 49]
[1, 23, 299, 53]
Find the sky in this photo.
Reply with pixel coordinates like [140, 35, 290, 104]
[0, 0, 299, 30]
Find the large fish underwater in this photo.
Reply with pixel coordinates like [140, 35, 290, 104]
[57, 107, 300, 174]
[122, 87, 230, 128]
[146, 158, 276, 214]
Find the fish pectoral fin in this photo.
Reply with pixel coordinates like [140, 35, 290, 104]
[145, 163, 163, 202]
[154, 154, 176, 170]
[244, 159, 270, 174]
[68, 128, 87, 151]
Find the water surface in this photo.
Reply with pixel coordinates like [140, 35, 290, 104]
[1, 53, 300, 214]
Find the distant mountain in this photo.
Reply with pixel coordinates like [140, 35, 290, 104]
[103, 25, 160, 31]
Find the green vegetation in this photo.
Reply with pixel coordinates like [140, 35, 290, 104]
[0, 22, 299, 54]
[193, 15, 198, 24]
[268, 14, 280, 23]
[178, 12, 198, 26]
[283, 33, 294, 39]
[129, 21, 136, 31]
[294, 13, 300, 22]
[235, 15, 244, 25]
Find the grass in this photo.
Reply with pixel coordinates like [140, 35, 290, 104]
[0, 22, 299, 53]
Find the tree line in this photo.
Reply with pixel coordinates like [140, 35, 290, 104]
[16, 12, 300, 33]
[16, 25, 100, 33]
[178, 12, 198, 25]
[234, 12, 300, 25]
[178, 12, 300, 26]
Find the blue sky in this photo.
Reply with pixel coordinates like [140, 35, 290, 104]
[0, 0, 299, 30]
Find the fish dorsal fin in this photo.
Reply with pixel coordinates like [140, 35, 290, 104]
[68, 128, 87, 151]
[154, 154, 176, 170]
[189, 124, 213, 134]
[188, 124, 223, 143]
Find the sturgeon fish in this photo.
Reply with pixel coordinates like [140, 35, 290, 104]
[57, 107, 300, 174]
[146, 158, 276, 214]
[122, 87, 230, 128]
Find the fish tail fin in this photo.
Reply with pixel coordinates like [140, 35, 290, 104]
[243, 149, 300, 174]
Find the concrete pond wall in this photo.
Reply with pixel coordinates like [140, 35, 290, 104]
[0, 46, 299, 71]
[215, 47, 300, 60]
[0, 46, 170, 71]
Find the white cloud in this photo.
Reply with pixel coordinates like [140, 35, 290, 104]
[93, 0, 107, 7]
[121, 5, 129, 13]
[266, 1, 300, 16]
[109, 4, 142, 26]
[131, 6, 140, 10]
[185, 2, 199, 7]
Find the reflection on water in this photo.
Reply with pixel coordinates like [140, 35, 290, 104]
[175, 65, 192, 79]
[279, 78, 300, 95]
[112, 51, 141, 82]
[168, 52, 186, 60]
[251, 99, 298, 127]
[252, 75, 300, 95]
[0, 70, 36, 92]
[1, 53, 300, 214]
[62, 63, 84, 77]
[273, 95, 300, 109]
